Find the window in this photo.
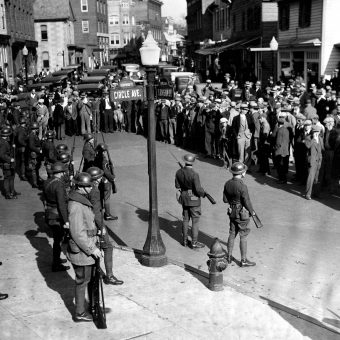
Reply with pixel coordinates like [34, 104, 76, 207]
[81, 0, 88, 12]
[111, 33, 120, 45]
[82, 20, 89, 33]
[0, 4, 5, 30]
[124, 33, 130, 45]
[98, 21, 100, 32]
[123, 15, 129, 25]
[220, 9, 224, 31]
[299, 0, 311, 28]
[97, 0, 99, 12]
[254, 6, 261, 30]
[216, 10, 220, 31]
[41, 25, 48, 41]
[109, 15, 119, 25]
[42, 51, 49, 69]
[103, 3, 106, 15]
[227, 7, 230, 28]
[247, 8, 253, 31]
[131, 16, 135, 26]
[233, 14, 236, 31]
[279, 2, 290, 31]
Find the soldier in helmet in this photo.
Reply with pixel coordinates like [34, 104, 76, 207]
[56, 143, 69, 155]
[43, 162, 70, 272]
[42, 130, 58, 178]
[14, 117, 28, 181]
[67, 172, 102, 323]
[26, 122, 42, 188]
[94, 143, 118, 221]
[0, 127, 19, 199]
[175, 154, 206, 249]
[57, 152, 74, 191]
[82, 133, 95, 172]
[223, 162, 256, 267]
[87, 167, 123, 285]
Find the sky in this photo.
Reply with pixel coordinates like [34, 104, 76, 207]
[161, 0, 187, 24]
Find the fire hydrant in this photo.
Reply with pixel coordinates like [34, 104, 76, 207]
[207, 238, 227, 291]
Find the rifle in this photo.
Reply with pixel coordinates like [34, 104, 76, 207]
[169, 150, 216, 205]
[101, 132, 117, 193]
[252, 212, 263, 228]
[70, 135, 76, 177]
[91, 229, 107, 329]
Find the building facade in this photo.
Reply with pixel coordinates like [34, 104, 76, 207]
[107, 0, 137, 61]
[5, 0, 38, 85]
[277, 0, 340, 86]
[33, 0, 80, 74]
[70, 0, 109, 69]
[0, 0, 10, 84]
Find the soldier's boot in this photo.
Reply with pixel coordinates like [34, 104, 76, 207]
[3, 179, 12, 199]
[9, 176, 19, 198]
[240, 238, 256, 267]
[226, 233, 235, 264]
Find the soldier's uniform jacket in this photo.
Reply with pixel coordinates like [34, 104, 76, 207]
[42, 140, 58, 164]
[223, 178, 254, 219]
[82, 141, 95, 171]
[14, 126, 28, 150]
[27, 132, 41, 158]
[175, 166, 205, 207]
[0, 138, 12, 167]
[89, 184, 104, 231]
[94, 153, 115, 183]
[43, 176, 68, 224]
[67, 190, 97, 266]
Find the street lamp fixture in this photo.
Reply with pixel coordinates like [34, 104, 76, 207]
[22, 46, 28, 85]
[139, 31, 167, 267]
[269, 37, 278, 82]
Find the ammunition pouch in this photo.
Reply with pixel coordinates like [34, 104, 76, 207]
[181, 189, 200, 207]
[87, 230, 97, 237]
[229, 203, 249, 221]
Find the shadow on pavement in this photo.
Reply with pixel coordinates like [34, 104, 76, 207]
[24, 211, 74, 317]
[323, 309, 340, 329]
[260, 296, 340, 340]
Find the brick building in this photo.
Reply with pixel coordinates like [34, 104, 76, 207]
[70, 0, 109, 69]
[5, 0, 38, 85]
[0, 0, 10, 84]
[33, 0, 81, 74]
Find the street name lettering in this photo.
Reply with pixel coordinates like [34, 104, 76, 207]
[109, 86, 144, 102]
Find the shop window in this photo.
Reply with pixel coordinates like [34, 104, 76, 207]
[299, 0, 311, 28]
[111, 34, 120, 45]
[41, 25, 48, 41]
[109, 15, 119, 25]
[42, 52, 49, 69]
[81, 0, 88, 12]
[279, 2, 290, 31]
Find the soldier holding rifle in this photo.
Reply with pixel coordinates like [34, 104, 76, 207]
[175, 154, 208, 249]
[223, 162, 257, 267]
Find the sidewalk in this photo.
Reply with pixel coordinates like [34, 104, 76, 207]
[0, 233, 338, 340]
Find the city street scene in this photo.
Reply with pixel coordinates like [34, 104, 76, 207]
[0, 0, 340, 339]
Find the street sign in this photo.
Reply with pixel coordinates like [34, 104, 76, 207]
[109, 79, 144, 102]
[156, 85, 174, 100]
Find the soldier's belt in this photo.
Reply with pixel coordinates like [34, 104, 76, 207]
[87, 230, 97, 237]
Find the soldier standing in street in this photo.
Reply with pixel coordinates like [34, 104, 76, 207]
[94, 143, 118, 221]
[0, 127, 19, 199]
[14, 117, 28, 181]
[42, 130, 58, 178]
[175, 154, 206, 249]
[87, 167, 123, 285]
[43, 162, 70, 272]
[223, 162, 256, 267]
[26, 122, 42, 188]
[67, 172, 102, 323]
[82, 133, 95, 172]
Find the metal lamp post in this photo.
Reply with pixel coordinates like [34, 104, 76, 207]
[139, 31, 167, 267]
[270, 37, 278, 82]
[22, 46, 28, 85]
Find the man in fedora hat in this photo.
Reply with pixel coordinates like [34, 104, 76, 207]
[223, 161, 256, 267]
[100, 90, 115, 133]
[175, 154, 206, 249]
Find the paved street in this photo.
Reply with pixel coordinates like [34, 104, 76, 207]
[1, 132, 340, 339]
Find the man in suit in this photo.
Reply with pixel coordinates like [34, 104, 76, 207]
[77, 93, 92, 135]
[100, 91, 115, 133]
[175, 154, 206, 249]
[272, 116, 291, 184]
[232, 103, 255, 166]
[304, 125, 324, 199]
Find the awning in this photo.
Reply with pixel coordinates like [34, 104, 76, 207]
[195, 46, 217, 55]
[279, 38, 322, 49]
[25, 40, 38, 48]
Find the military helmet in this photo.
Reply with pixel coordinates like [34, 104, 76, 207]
[57, 152, 70, 163]
[182, 154, 195, 165]
[72, 172, 93, 187]
[87, 166, 104, 180]
[83, 133, 94, 141]
[229, 162, 248, 175]
[0, 127, 12, 137]
[31, 122, 39, 130]
[96, 143, 107, 152]
[56, 144, 68, 153]
[45, 130, 55, 139]
[51, 162, 66, 174]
